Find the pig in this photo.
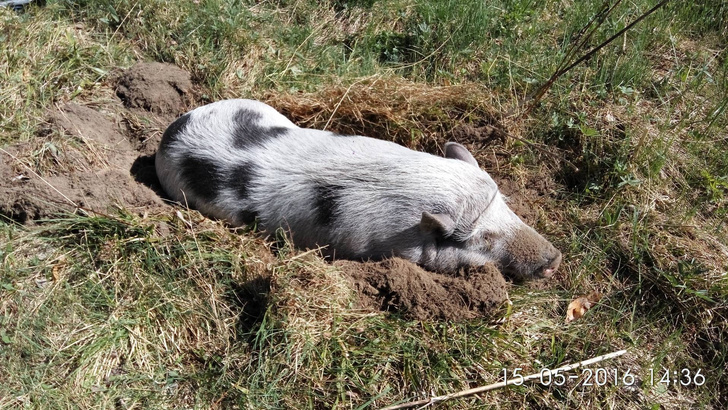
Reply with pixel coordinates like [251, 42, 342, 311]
[155, 99, 561, 279]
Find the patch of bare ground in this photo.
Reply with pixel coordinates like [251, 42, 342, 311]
[0, 104, 163, 223]
[337, 258, 508, 321]
[115, 62, 194, 117]
[0, 62, 196, 223]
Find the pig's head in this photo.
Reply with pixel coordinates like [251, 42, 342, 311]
[419, 142, 561, 280]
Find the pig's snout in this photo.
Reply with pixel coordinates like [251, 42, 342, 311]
[501, 226, 562, 280]
[539, 248, 562, 278]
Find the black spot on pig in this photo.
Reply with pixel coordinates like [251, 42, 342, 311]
[228, 162, 260, 225]
[180, 156, 223, 201]
[159, 113, 191, 151]
[232, 109, 288, 148]
[229, 162, 258, 200]
[313, 183, 344, 226]
[236, 209, 258, 225]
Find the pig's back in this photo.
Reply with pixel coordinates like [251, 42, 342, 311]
[155, 99, 493, 258]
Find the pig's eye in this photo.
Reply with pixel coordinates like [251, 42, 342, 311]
[469, 235, 490, 251]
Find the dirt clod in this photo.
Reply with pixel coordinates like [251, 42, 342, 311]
[338, 258, 508, 321]
[116, 62, 193, 116]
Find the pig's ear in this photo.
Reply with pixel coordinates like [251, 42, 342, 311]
[444, 142, 479, 168]
[420, 211, 456, 237]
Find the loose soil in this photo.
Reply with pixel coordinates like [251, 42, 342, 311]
[0, 62, 195, 223]
[338, 258, 508, 321]
[115, 62, 194, 116]
[1, 106, 162, 222]
[0, 62, 538, 321]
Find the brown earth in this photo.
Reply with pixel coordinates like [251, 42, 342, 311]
[0, 62, 527, 321]
[450, 124, 506, 146]
[337, 258, 508, 321]
[0, 105, 164, 223]
[0, 62, 193, 223]
[48, 102, 137, 169]
[115, 62, 194, 116]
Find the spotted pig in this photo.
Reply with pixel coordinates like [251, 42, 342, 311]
[155, 99, 561, 278]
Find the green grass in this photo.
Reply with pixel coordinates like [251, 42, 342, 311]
[2, 0, 728, 408]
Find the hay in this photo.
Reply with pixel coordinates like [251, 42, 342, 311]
[265, 76, 504, 153]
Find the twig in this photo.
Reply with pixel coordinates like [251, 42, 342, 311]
[555, 0, 623, 80]
[516, 0, 671, 117]
[379, 349, 628, 410]
[109, 1, 139, 45]
[286, 246, 328, 262]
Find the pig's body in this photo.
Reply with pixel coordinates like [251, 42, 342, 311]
[156, 99, 561, 278]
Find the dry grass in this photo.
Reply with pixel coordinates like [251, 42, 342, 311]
[266, 75, 504, 152]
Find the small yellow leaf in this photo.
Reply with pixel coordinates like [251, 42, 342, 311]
[565, 292, 601, 323]
[51, 255, 66, 282]
[566, 297, 590, 323]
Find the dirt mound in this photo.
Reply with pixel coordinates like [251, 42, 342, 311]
[0, 166, 164, 223]
[48, 103, 127, 149]
[115, 62, 193, 116]
[1, 102, 165, 223]
[0, 62, 199, 223]
[47, 103, 136, 169]
[337, 258, 508, 321]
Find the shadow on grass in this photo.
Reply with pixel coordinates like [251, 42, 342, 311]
[227, 275, 272, 340]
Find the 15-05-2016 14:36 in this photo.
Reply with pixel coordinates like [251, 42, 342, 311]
[501, 367, 706, 388]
